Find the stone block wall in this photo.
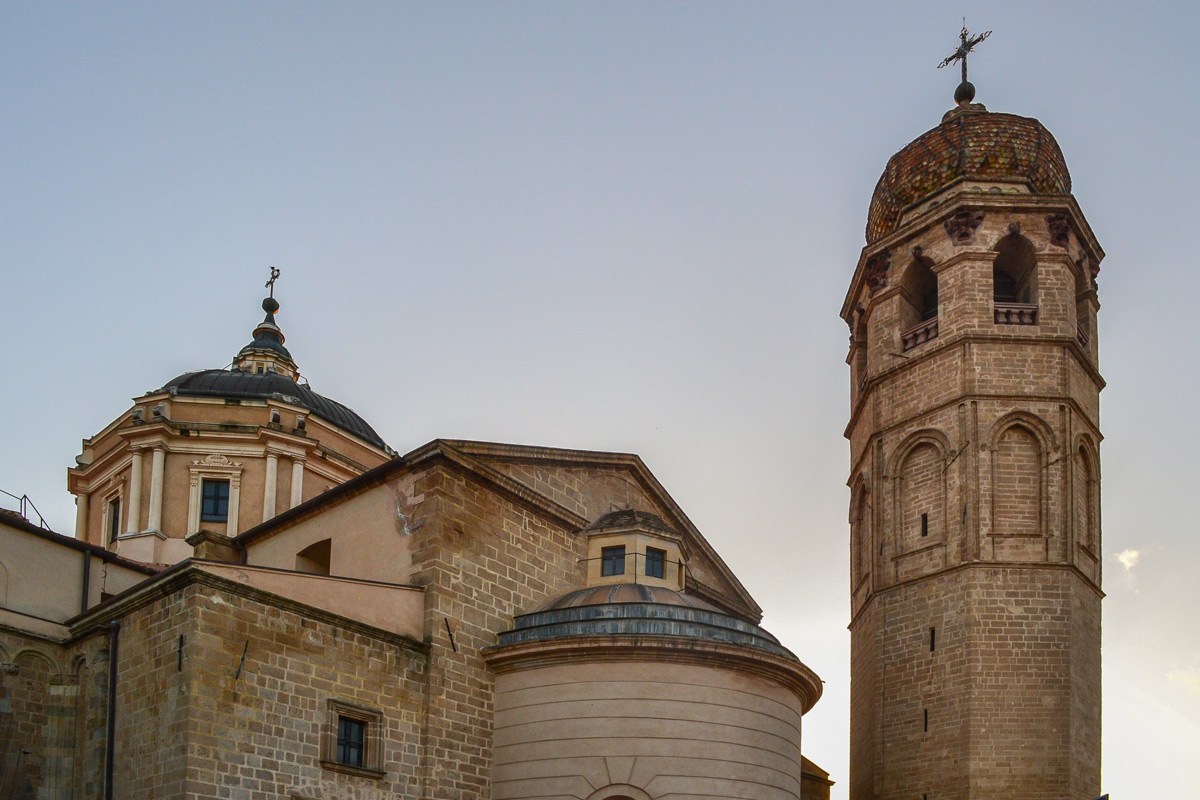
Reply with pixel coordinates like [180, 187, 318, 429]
[850, 566, 1101, 800]
[409, 463, 587, 800]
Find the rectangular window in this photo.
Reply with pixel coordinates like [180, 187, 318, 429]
[322, 699, 383, 778]
[108, 498, 121, 543]
[645, 547, 666, 579]
[337, 716, 365, 767]
[923, 708, 929, 732]
[200, 479, 230, 522]
[930, 626, 937, 652]
[601, 545, 626, 577]
[920, 512, 929, 537]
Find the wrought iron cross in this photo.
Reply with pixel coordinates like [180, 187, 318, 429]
[265, 266, 281, 297]
[937, 23, 991, 83]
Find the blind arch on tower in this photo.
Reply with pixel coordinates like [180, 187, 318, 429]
[1072, 435, 1100, 554]
[849, 474, 872, 591]
[983, 412, 1057, 540]
[886, 429, 953, 558]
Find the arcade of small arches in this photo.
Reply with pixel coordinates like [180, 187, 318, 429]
[848, 221, 1098, 391]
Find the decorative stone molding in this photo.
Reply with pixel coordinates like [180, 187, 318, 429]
[1046, 213, 1071, 248]
[193, 453, 241, 468]
[944, 209, 985, 244]
[187, 455, 243, 535]
[865, 253, 891, 295]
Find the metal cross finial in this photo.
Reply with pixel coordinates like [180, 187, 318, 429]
[265, 266, 281, 297]
[937, 21, 991, 84]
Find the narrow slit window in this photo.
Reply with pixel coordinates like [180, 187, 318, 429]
[930, 626, 937, 652]
[108, 498, 121, 543]
[920, 513, 929, 537]
[923, 708, 929, 732]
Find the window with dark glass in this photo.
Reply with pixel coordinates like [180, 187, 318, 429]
[337, 716, 365, 767]
[645, 547, 666, 579]
[108, 498, 121, 543]
[200, 479, 230, 522]
[601, 545, 626, 576]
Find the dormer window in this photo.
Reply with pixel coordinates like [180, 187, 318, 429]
[601, 545, 626, 576]
[583, 509, 686, 590]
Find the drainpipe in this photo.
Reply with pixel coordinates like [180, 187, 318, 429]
[105, 619, 120, 800]
[80, 552, 92, 615]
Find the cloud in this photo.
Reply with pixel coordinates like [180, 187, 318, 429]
[1116, 549, 1140, 571]
[1168, 670, 1200, 698]
[1113, 548, 1141, 593]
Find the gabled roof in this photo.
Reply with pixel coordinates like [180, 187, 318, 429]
[233, 439, 763, 622]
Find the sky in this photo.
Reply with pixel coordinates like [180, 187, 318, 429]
[2, 2, 1198, 797]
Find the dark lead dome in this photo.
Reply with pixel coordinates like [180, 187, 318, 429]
[501, 583, 796, 660]
[155, 291, 390, 452]
[866, 104, 1071, 244]
[159, 369, 389, 450]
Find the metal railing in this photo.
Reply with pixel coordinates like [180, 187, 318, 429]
[0, 490, 49, 529]
[579, 552, 688, 584]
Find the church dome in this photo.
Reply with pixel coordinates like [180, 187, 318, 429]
[866, 104, 1071, 243]
[159, 369, 388, 450]
[156, 289, 390, 452]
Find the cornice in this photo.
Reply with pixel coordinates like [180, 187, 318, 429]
[66, 561, 429, 654]
[481, 633, 823, 713]
[848, 560, 1104, 628]
[842, 193, 1104, 321]
[845, 334, 1105, 440]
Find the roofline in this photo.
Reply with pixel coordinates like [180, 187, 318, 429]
[232, 439, 763, 622]
[443, 440, 762, 621]
[230, 441, 763, 623]
[0, 513, 160, 575]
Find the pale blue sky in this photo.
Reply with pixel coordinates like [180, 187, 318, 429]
[2, 3, 1197, 796]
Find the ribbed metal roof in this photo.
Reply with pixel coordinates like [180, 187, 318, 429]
[500, 583, 796, 660]
[160, 369, 388, 450]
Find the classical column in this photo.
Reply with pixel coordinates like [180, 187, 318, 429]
[146, 446, 166, 532]
[74, 494, 89, 540]
[289, 458, 305, 509]
[126, 448, 144, 535]
[263, 452, 279, 520]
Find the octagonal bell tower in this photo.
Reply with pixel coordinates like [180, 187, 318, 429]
[841, 95, 1104, 799]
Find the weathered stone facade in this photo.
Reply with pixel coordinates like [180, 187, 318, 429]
[2, 441, 826, 799]
[843, 103, 1104, 799]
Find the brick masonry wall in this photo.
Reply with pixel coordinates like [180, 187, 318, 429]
[101, 579, 427, 800]
[181, 582, 426, 800]
[0, 632, 96, 800]
[846, 199, 1103, 799]
[850, 567, 1101, 800]
[409, 463, 588, 800]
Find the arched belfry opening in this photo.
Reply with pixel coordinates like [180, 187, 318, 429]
[993, 230, 1038, 324]
[900, 249, 938, 350]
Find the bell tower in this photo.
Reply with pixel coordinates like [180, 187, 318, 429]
[841, 66, 1105, 800]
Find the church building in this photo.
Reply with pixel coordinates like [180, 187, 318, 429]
[1, 292, 830, 800]
[0, 54, 1103, 800]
